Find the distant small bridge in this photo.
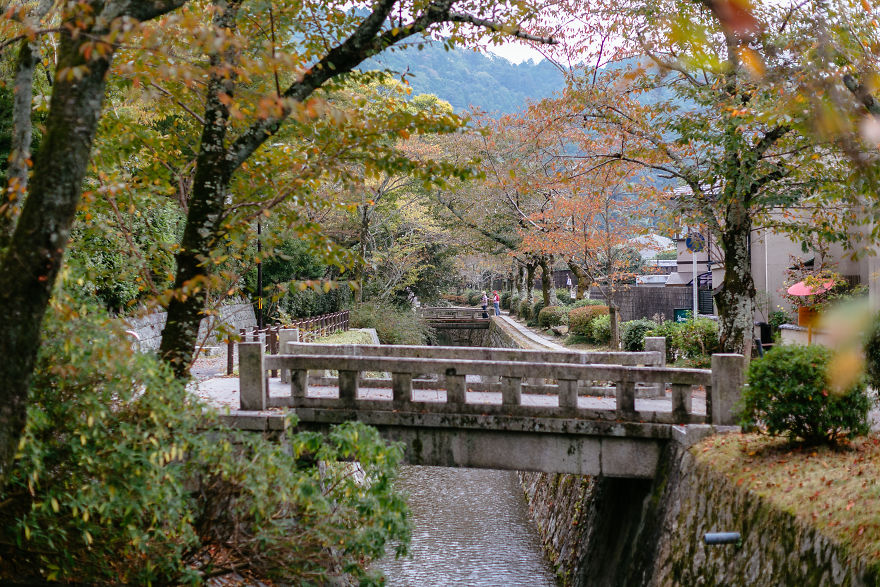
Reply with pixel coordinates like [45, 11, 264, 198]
[418, 306, 489, 329]
[227, 323, 744, 479]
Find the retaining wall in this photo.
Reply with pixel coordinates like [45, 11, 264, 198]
[123, 303, 256, 351]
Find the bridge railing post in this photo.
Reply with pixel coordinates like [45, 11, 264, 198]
[644, 336, 667, 398]
[239, 341, 266, 410]
[710, 353, 745, 425]
[339, 370, 359, 407]
[615, 380, 636, 419]
[501, 376, 522, 407]
[445, 373, 466, 404]
[392, 372, 413, 406]
[278, 328, 299, 384]
[557, 378, 578, 414]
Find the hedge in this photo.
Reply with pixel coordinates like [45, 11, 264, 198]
[538, 305, 569, 328]
[569, 305, 609, 337]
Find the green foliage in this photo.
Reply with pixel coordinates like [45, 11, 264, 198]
[555, 288, 572, 305]
[572, 298, 607, 308]
[590, 314, 612, 345]
[538, 305, 569, 328]
[501, 291, 512, 310]
[864, 313, 880, 389]
[0, 84, 44, 187]
[742, 345, 872, 445]
[646, 320, 679, 363]
[350, 302, 434, 345]
[509, 295, 519, 315]
[769, 310, 792, 330]
[518, 299, 533, 320]
[1, 303, 409, 583]
[466, 290, 482, 306]
[621, 319, 659, 352]
[530, 301, 546, 325]
[363, 42, 564, 114]
[671, 318, 720, 359]
[568, 305, 609, 337]
[442, 293, 467, 305]
[647, 318, 719, 363]
[278, 283, 352, 320]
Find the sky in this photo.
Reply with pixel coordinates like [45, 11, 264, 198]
[486, 41, 548, 64]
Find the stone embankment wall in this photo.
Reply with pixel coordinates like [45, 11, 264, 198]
[123, 303, 256, 351]
[490, 315, 876, 585]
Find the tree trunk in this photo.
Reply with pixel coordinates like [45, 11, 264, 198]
[568, 261, 589, 300]
[159, 0, 241, 377]
[0, 29, 114, 478]
[525, 262, 536, 304]
[539, 255, 558, 306]
[515, 264, 524, 297]
[609, 303, 621, 350]
[714, 199, 755, 361]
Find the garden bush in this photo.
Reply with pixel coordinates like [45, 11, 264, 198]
[538, 305, 569, 328]
[742, 344, 872, 445]
[590, 314, 612, 345]
[442, 294, 467, 305]
[864, 312, 880, 389]
[350, 302, 434, 345]
[519, 300, 533, 321]
[573, 298, 606, 308]
[466, 290, 481, 306]
[0, 303, 410, 584]
[555, 288, 572, 305]
[530, 301, 546, 325]
[509, 295, 520, 316]
[646, 320, 679, 363]
[621, 319, 659, 352]
[672, 318, 720, 359]
[501, 291, 512, 310]
[280, 282, 352, 319]
[568, 305, 609, 337]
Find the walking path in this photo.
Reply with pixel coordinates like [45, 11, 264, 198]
[190, 310, 705, 416]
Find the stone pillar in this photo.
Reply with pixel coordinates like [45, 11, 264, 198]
[239, 342, 266, 410]
[615, 380, 636, 419]
[558, 379, 578, 414]
[446, 374, 466, 404]
[392, 372, 413, 406]
[339, 370, 359, 407]
[501, 376, 522, 407]
[644, 337, 667, 398]
[289, 369, 307, 406]
[670, 383, 692, 423]
[278, 328, 299, 384]
[710, 353, 745, 425]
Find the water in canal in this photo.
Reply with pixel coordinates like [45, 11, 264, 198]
[375, 466, 557, 586]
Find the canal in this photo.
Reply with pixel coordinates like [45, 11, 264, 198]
[375, 465, 557, 586]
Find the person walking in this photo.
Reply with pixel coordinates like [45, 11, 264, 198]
[492, 291, 501, 316]
[481, 291, 489, 319]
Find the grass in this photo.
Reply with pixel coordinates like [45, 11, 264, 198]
[313, 329, 375, 345]
[695, 432, 880, 565]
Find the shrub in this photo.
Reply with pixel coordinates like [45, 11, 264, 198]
[350, 302, 434, 345]
[519, 300, 533, 321]
[672, 318, 720, 359]
[646, 320, 679, 363]
[573, 298, 606, 308]
[279, 282, 352, 319]
[538, 305, 569, 328]
[865, 313, 880, 389]
[466, 290, 481, 306]
[590, 314, 612, 345]
[530, 301, 546, 325]
[1, 303, 410, 584]
[742, 345, 872, 444]
[568, 305, 609, 337]
[501, 291, 512, 310]
[442, 294, 467, 305]
[768, 310, 792, 330]
[509, 295, 520, 315]
[621, 319, 659, 352]
[555, 288, 572, 305]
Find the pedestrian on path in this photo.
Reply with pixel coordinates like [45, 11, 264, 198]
[481, 291, 489, 319]
[492, 291, 500, 316]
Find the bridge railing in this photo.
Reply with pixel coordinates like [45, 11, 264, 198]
[238, 341, 745, 426]
[419, 306, 488, 321]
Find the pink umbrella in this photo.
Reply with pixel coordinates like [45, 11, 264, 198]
[786, 279, 835, 296]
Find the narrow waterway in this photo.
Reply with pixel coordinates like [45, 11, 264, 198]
[375, 466, 557, 586]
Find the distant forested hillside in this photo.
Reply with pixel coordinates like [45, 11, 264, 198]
[361, 43, 565, 115]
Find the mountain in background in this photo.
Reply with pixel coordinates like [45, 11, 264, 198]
[361, 42, 565, 115]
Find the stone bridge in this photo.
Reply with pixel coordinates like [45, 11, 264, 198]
[227, 318, 744, 479]
[419, 306, 490, 329]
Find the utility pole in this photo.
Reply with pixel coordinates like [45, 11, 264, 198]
[257, 220, 263, 329]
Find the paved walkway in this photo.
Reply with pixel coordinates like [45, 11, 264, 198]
[191, 310, 706, 414]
